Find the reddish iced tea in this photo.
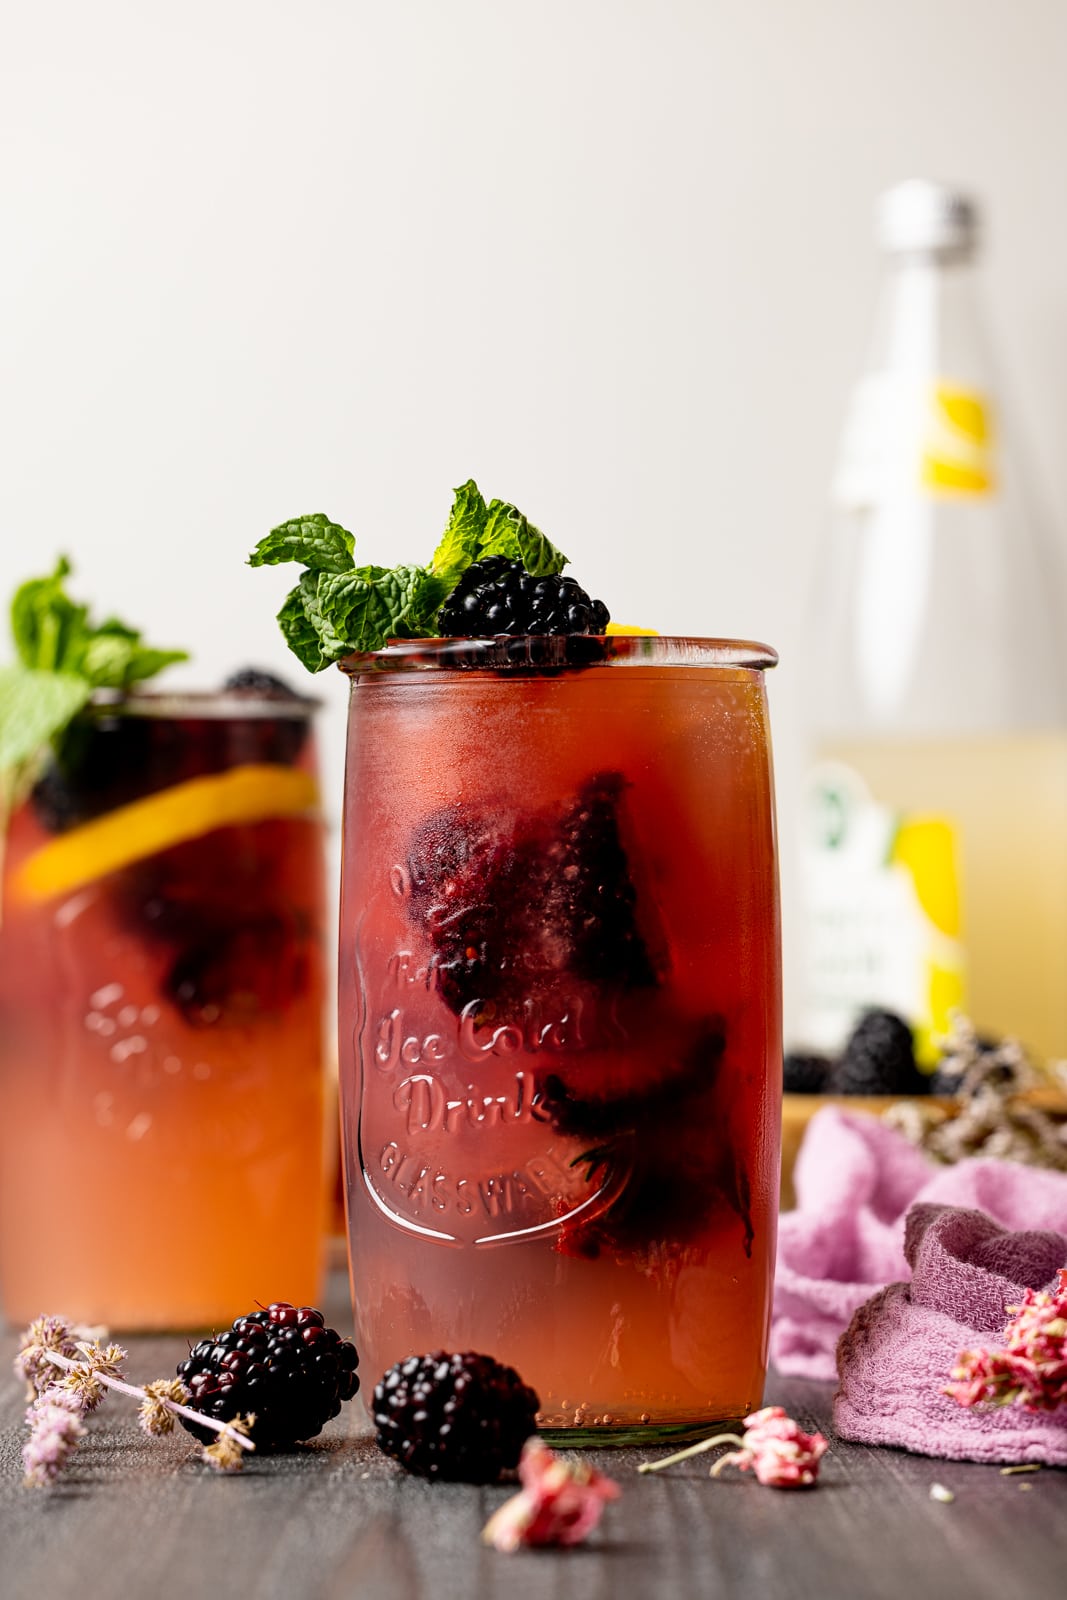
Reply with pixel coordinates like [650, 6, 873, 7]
[0, 692, 327, 1329]
[339, 636, 780, 1439]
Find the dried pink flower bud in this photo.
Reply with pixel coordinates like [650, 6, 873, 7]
[482, 1438, 620, 1552]
[947, 1268, 1067, 1415]
[711, 1407, 829, 1489]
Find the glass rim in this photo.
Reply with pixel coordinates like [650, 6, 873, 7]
[339, 635, 778, 675]
[82, 687, 320, 721]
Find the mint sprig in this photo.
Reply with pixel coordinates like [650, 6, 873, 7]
[0, 557, 188, 810]
[249, 479, 569, 670]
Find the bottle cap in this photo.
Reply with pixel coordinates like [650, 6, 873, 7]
[876, 180, 979, 256]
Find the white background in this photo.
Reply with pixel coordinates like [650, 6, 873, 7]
[3, 0, 1067, 1036]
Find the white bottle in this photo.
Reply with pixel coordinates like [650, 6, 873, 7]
[799, 180, 1067, 1064]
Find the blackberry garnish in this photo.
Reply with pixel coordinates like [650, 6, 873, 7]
[223, 667, 302, 697]
[831, 1009, 929, 1096]
[783, 1052, 833, 1094]
[545, 773, 660, 989]
[437, 556, 610, 637]
[176, 1301, 359, 1451]
[544, 1021, 753, 1262]
[29, 765, 86, 833]
[405, 773, 661, 1017]
[372, 1351, 539, 1482]
[164, 913, 313, 1026]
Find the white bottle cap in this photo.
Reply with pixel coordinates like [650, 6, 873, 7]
[876, 180, 979, 256]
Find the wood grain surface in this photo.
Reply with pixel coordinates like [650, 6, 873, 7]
[2, 1279, 1063, 1600]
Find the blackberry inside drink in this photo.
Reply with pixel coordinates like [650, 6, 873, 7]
[0, 691, 327, 1329]
[339, 636, 781, 1440]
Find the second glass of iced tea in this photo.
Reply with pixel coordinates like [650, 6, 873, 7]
[339, 635, 780, 1440]
[0, 689, 328, 1330]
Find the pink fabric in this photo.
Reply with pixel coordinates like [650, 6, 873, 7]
[772, 1107, 1067, 1379]
[834, 1203, 1067, 1463]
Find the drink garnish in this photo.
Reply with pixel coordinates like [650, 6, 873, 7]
[0, 557, 187, 819]
[249, 479, 594, 669]
[12, 763, 319, 903]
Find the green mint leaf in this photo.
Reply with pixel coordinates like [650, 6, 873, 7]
[430, 479, 489, 586]
[249, 515, 356, 573]
[3, 560, 189, 797]
[477, 499, 567, 575]
[276, 586, 333, 674]
[121, 646, 189, 684]
[317, 565, 447, 654]
[11, 557, 92, 674]
[394, 569, 451, 637]
[81, 636, 189, 688]
[257, 480, 571, 670]
[297, 570, 351, 668]
[0, 665, 92, 774]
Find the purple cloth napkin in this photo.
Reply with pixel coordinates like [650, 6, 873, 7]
[771, 1106, 1067, 1379]
[834, 1203, 1067, 1464]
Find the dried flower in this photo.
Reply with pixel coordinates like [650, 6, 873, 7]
[482, 1438, 620, 1552]
[946, 1268, 1067, 1414]
[201, 1415, 255, 1474]
[23, 1388, 87, 1487]
[884, 1014, 1067, 1172]
[55, 1341, 129, 1413]
[638, 1406, 828, 1489]
[14, 1314, 256, 1485]
[14, 1315, 100, 1398]
[139, 1378, 192, 1437]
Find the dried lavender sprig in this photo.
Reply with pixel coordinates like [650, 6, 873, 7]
[35, 1347, 255, 1454]
[23, 1389, 87, 1486]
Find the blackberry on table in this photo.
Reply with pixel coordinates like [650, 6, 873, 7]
[831, 1009, 929, 1097]
[372, 1351, 539, 1482]
[437, 556, 610, 637]
[783, 1052, 833, 1094]
[176, 1301, 359, 1451]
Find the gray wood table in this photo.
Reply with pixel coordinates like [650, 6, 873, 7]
[2, 1279, 1063, 1600]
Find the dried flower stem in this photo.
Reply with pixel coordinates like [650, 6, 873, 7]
[639, 1409, 828, 1489]
[637, 1434, 742, 1474]
[38, 1349, 254, 1454]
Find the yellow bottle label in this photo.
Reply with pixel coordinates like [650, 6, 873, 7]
[887, 816, 966, 1061]
[800, 763, 965, 1064]
[921, 383, 994, 496]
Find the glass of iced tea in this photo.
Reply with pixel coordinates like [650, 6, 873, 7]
[338, 634, 780, 1442]
[0, 687, 328, 1329]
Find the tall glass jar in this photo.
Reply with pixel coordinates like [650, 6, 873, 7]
[338, 635, 780, 1442]
[0, 690, 328, 1329]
